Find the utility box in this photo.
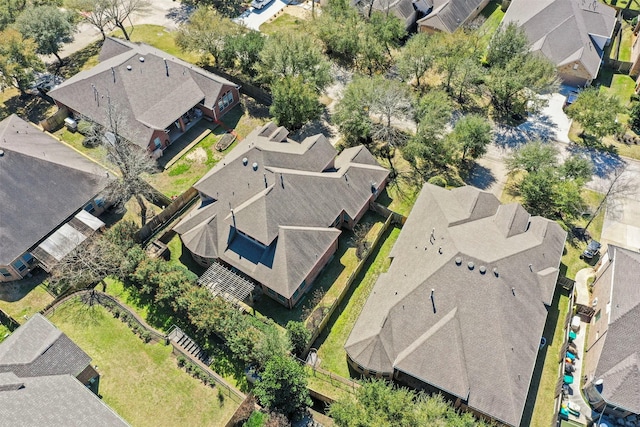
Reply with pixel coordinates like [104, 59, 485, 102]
[64, 117, 78, 132]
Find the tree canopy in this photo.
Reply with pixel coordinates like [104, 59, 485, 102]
[566, 87, 624, 141]
[15, 5, 75, 64]
[269, 76, 322, 131]
[253, 355, 311, 419]
[0, 28, 43, 94]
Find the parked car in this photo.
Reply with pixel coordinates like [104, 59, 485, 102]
[582, 240, 601, 259]
[251, 0, 273, 9]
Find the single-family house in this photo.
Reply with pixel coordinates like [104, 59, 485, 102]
[501, 0, 616, 87]
[174, 122, 389, 308]
[417, 0, 490, 33]
[0, 314, 129, 426]
[48, 37, 240, 156]
[345, 184, 567, 426]
[583, 245, 640, 420]
[0, 115, 108, 283]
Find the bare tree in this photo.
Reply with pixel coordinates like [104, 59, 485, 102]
[67, 0, 113, 41]
[85, 101, 159, 226]
[104, 0, 151, 41]
[585, 165, 636, 232]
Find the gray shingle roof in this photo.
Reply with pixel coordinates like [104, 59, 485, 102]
[0, 115, 107, 266]
[417, 0, 487, 33]
[591, 246, 640, 414]
[0, 314, 91, 378]
[345, 184, 566, 427]
[175, 123, 388, 299]
[49, 37, 239, 149]
[502, 0, 616, 80]
[0, 374, 129, 426]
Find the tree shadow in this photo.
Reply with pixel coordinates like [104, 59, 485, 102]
[565, 144, 625, 179]
[1, 93, 56, 124]
[166, 4, 196, 25]
[52, 40, 103, 80]
[0, 270, 48, 303]
[464, 163, 496, 190]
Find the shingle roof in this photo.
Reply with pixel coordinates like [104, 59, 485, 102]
[0, 314, 91, 378]
[591, 246, 640, 414]
[0, 115, 107, 266]
[417, 0, 487, 33]
[175, 123, 388, 299]
[502, 0, 616, 80]
[49, 37, 239, 149]
[372, 0, 416, 22]
[0, 374, 129, 426]
[345, 184, 567, 427]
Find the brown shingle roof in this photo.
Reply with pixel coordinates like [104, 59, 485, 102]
[345, 184, 566, 426]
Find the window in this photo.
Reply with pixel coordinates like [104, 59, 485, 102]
[595, 309, 601, 322]
[12, 259, 26, 272]
[0, 268, 11, 278]
[84, 203, 95, 213]
[218, 91, 234, 112]
[153, 137, 162, 150]
[22, 253, 35, 265]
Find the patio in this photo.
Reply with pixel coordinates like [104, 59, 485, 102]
[156, 120, 219, 170]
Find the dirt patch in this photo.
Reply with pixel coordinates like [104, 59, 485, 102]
[283, 4, 313, 19]
[185, 147, 207, 163]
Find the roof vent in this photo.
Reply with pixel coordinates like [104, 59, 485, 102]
[126, 65, 132, 71]
[467, 262, 474, 270]
[139, 57, 145, 62]
[242, 157, 248, 166]
[0, 150, 4, 157]
[493, 268, 499, 277]
[455, 257, 462, 265]
[479, 266, 486, 274]
[252, 162, 258, 171]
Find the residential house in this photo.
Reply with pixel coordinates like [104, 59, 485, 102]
[0, 313, 129, 426]
[583, 245, 640, 420]
[48, 37, 240, 156]
[364, 0, 419, 30]
[0, 115, 108, 282]
[501, 0, 616, 87]
[345, 184, 567, 427]
[174, 123, 389, 308]
[417, 0, 490, 33]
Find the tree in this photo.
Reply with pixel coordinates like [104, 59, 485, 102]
[286, 321, 311, 357]
[269, 76, 322, 130]
[0, 0, 62, 31]
[15, 5, 75, 65]
[104, 0, 150, 41]
[258, 31, 332, 92]
[506, 140, 559, 173]
[448, 114, 492, 163]
[0, 29, 44, 95]
[218, 30, 264, 77]
[566, 87, 624, 142]
[253, 355, 311, 419]
[84, 101, 159, 226]
[333, 76, 374, 147]
[432, 29, 481, 91]
[584, 165, 634, 232]
[67, 0, 112, 40]
[396, 32, 434, 89]
[629, 101, 640, 133]
[486, 22, 529, 68]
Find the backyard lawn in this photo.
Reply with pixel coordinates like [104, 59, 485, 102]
[0, 282, 53, 324]
[478, 0, 506, 48]
[48, 298, 238, 427]
[595, 69, 636, 106]
[314, 226, 401, 378]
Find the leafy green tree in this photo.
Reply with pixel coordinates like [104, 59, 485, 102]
[413, 89, 454, 128]
[505, 140, 558, 173]
[270, 76, 322, 131]
[0, 29, 44, 95]
[448, 114, 493, 162]
[253, 355, 311, 419]
[15, 5, 75, 65]
[561, 155, 593, 181]
[397, 32, 434, 89]
[566, 87, 624, 141]
[258, 31, 331, 92]
[486, 22, 529, 68]
[333, 76, 374, 147]
[286, 321, 311, 357]
[219, 30, 264, 77]
[519, 168, 558, 217]
[432, 29, 481, 91]
[254, 325, 291, 368]
[629, 101, 640, 133]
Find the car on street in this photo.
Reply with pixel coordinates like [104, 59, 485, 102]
[250, 0, 273, 10]
[582, 240, 601, 259]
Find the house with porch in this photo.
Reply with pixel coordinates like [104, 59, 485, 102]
[174, 122, 389, 308]
[345, 184, 567, 426]
[0, 115, 108, 283]
[48, 37, 240, 157]
[501, 0, 616, 87]
[583, 245, 640, 420]
[0, 314, 129, 426]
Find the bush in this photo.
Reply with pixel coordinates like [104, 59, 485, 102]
[112, 308, 121, 318]
[427, 175, 447, 187]
[140, 330, 151, 343]
[177, 356, 186, 367]
[630, 102, 640, 133]
[120, 312, 130, 323]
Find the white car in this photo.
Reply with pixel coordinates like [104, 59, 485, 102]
[250, 0, 273, 9]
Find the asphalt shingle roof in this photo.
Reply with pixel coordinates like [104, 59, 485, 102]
[345, 184, 566, 427]
[0, 115, 107, 266]
[417, 0, 487, 33]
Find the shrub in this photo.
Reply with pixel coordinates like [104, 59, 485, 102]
[140, 330, 151, 343]
[427, 175, 447, 187]
[177, 356, 186, 367]
[112, 308, 121, 318]
[120, 312, 130, 323]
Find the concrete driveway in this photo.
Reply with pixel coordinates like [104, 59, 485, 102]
[235, 0, 289, 31]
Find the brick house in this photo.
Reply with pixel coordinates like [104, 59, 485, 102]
[48, 37, 240, 156]
[174, 123, 389, 308]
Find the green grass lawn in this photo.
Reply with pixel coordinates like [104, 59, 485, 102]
[110, 25, 203, 65]
[259, 12, 310, 35]
[315, 226, 401, 377]
[521, 290, 571, 427]
[595, 69, 636, 107]
[48, 299, 238, 427]
[0, 323, 10, 343]
[0, 284, 53, 324]
[618, 22, 634, 62]
[478, 0, 506, 49]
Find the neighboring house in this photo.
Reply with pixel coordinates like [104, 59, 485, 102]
[0, 115, 108, 283]
[629, 22, 640, 90]
[0, 314, 129, 426]
[501, 0, 616, 87]
[345, 184, 567, 427]
[360, 0, 419, 30]
[48, 37, 240, 156]
[417, 0, 490, 33]
[174, 123, 389, 308]
[583, 245, 640, 420]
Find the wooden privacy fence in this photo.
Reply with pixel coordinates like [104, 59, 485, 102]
[205, 67, 272, 106]
[0, 309, 20, 331]
[137, 187, 198, 244]
[39, 107, 68, 132]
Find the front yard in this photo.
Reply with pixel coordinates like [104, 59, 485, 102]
[48, 298, 238, 427]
